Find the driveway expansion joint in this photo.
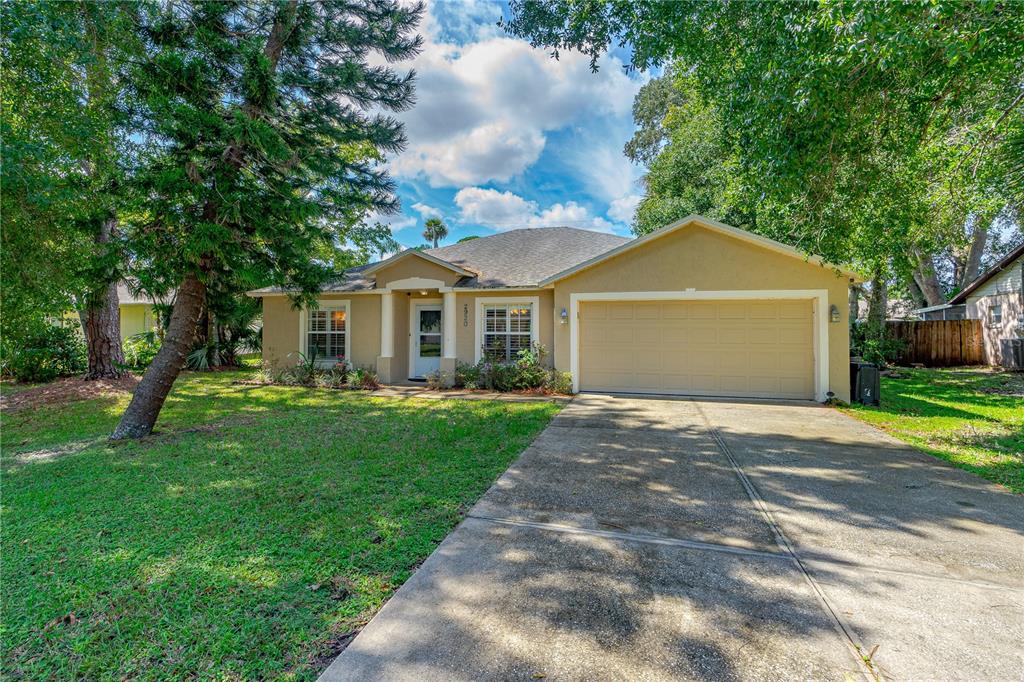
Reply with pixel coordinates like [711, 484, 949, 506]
[466, 513, 791, 561]
[692, 400, 882, 682]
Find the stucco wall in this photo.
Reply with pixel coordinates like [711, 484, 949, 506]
[261, 294, 380, 370]
[550, 225, 854, 401]
[968, 292, 1023, 365]
[374, 258, 463, 288]
[454, 290, 555, 366]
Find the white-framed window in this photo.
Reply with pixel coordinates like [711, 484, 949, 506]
[989, 304, 1003, 326]
[300, 300, 350, 366]
[476, 298, 540, 362]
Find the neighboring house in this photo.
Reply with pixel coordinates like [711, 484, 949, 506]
[910, 303, 967, 321]
[117, 282, 161, 339]
[250, 215, 861, 401]
[950, 242, 1024, 366]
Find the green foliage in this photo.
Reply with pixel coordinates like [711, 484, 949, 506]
[1, 1, 139, 343]
[2, 370, 560, 679]
[545, 370, 574, 395]
[850, 322, 906, 368]
[506, 1, 1024, 279]
[456, 235, 480, 243]
[3, 323, 87, 383]
[123, 332, 161, 369]
[124, 1, 424, 307]
[346, 367, 381, 391]
[453, 344, 570, 393]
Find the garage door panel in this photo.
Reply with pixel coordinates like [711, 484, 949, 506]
[579, 300, 814, 399]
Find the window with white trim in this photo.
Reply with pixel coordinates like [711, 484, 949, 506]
[989, 304, 1002, 326]
[483, 303, 532, 361]
[307, 307, 346, 362]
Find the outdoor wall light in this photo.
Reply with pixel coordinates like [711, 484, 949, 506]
[830, 304, 841, 323]
[560, 307, 569, 324]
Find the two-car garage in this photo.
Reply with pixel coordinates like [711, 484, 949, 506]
[577, 299, 817, 400]
[545, 216, 855, 402]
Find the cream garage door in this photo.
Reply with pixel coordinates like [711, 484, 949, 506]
[579, 300, 814, 399]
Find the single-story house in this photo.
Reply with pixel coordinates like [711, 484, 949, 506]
[117, 283, 161, 338]
[950, 242, 1024, 366]
[250, 215, 861, 401]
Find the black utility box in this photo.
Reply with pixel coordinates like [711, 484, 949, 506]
[849, 360, 881, 406]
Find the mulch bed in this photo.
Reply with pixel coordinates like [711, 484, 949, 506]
[0, 375, 139, 413]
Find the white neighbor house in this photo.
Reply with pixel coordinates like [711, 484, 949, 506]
[950, 242, 1024, 366]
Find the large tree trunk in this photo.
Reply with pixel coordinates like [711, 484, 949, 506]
[83, 279, 125, 379]
[911, 248, 945, 306]
[848, 284, 861, 323]
[961, 213, 991, 288]
[83, 216, 126, 379]
[111, 273, 206, 440]
[867, 272, 888, 328]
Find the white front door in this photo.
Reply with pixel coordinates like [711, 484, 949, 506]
[412, 304, 442, 378]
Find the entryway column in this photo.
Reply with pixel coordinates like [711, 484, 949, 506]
[376, 291, 394, 383]
[441, 290, 457, 386]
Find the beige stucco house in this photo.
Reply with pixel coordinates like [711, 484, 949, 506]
[250, 215, 861, 401]
[949, 242, 1024, 366]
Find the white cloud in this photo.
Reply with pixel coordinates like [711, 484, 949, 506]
[368, 211, 416, 233]
[411, 202, 442, 219]
[454, 187, 613, 233]
[387, 5, 643, 187]
[608, 194, 643, 224]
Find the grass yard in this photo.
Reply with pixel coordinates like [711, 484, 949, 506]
[843, 368, 1023, 493]
[1, 370, 560, 680]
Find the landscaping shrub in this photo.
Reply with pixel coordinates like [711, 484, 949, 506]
[276, 351, 350, 387]
[449, 344, 574, 394]
[347, 367, 380, 390]
[424, 369, 452, 389]
[123, 331, 161, 368]
[544, 370, 574, 395]
[5, 324, 87, 383]
[850, 321, 905, 368]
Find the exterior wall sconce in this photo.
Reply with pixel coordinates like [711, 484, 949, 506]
[560, 307, 569, 324]
[830, 304, 841, 323]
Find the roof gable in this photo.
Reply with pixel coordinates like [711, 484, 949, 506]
[539, 215, 862, 285]
[950, 242, 1024, 304]
[361, 249, 476, 277]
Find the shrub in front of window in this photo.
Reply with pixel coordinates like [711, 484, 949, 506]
[448, 343, 572, 394]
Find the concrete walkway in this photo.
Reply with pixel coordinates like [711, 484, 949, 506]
[321, 394, 1024, 681]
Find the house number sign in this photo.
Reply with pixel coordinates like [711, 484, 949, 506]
[463, 303, 469, 327]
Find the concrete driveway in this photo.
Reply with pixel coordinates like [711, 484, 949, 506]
[321, 394, 1024, 681]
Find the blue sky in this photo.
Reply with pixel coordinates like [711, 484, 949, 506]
[375, 0, 648, 248]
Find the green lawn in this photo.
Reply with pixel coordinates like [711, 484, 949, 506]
[843, 368, 1023, 493]
[1, 371, 560, 680]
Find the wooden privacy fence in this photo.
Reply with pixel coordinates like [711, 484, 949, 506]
[885, 319, 984, 367]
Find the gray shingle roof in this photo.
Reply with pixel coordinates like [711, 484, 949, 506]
[423, 227, 630, 288]
[249, 227, 630, 294]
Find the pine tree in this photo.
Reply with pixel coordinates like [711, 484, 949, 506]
[111, 0, 423, 439]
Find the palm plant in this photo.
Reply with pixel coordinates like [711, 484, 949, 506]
[422, 217, 448, 248]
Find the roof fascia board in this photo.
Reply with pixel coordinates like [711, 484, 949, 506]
[538, 214, 863, 286]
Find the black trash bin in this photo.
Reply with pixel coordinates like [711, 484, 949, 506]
[849, 360, 880, 406]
